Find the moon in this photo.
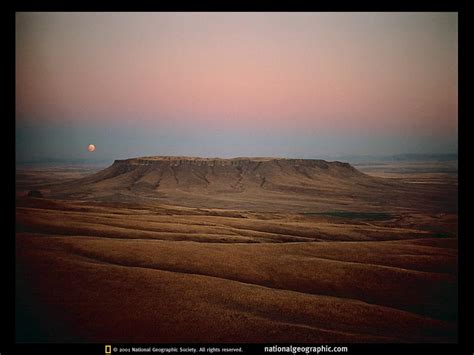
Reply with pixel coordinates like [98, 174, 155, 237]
[87, 144, 96, 152]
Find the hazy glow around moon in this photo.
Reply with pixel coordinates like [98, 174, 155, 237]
[88, 144, 96, 152]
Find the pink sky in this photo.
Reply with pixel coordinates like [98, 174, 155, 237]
[16, 12, 458, 160]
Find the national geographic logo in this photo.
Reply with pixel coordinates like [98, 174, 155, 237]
[105, 345, 112, 354]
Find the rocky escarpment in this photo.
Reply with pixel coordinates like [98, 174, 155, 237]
[45, 156, 455, 213]
[52, 156, 376, 194]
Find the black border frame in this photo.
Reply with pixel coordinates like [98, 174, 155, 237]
[4, 2, 470, 355]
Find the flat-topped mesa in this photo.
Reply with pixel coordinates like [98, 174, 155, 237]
[105, 156, 363, 182]
[112, 156, 357, 170]
[114, 156, 278, 166]
[54, 155, 371, 197]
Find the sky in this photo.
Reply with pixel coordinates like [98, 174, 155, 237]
[16, 12, 458, 163]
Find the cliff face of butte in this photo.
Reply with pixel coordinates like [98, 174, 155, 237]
[45, 155, 454, 216]
[53, 156, 375, 195]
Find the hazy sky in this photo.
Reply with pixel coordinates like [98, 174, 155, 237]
[16, 12, 458, 162]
